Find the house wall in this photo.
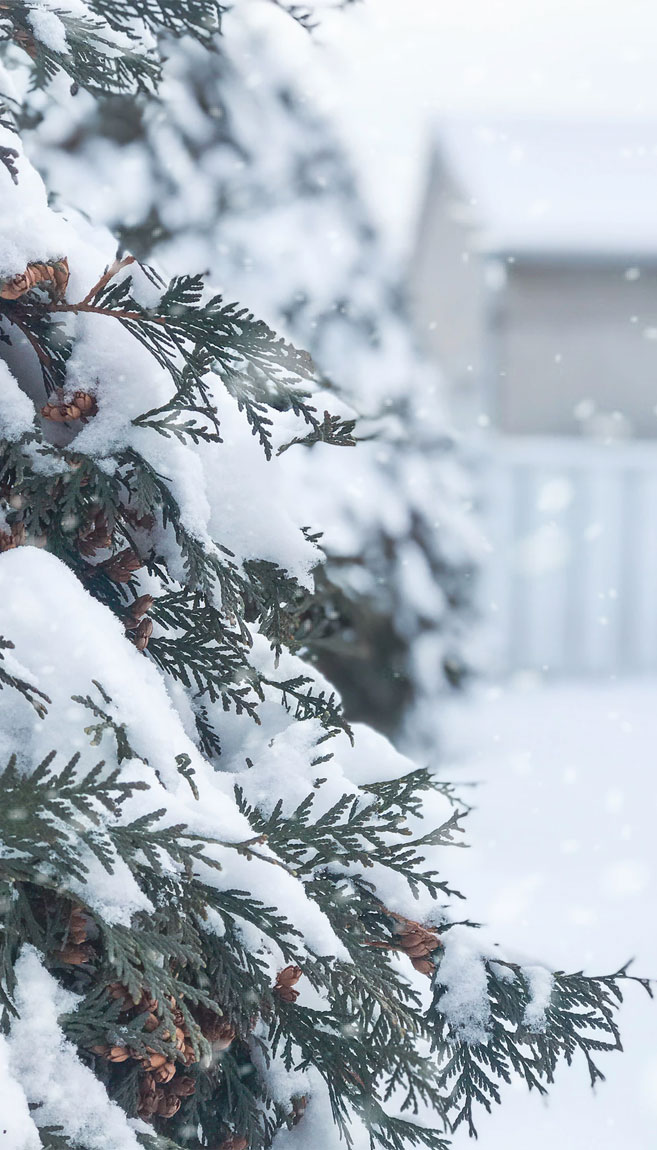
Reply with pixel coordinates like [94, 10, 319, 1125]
[498, 262, 657, 437]
[409, 154, 487, 426]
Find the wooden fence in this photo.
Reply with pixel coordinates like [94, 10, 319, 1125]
[481, 435, 657, 674]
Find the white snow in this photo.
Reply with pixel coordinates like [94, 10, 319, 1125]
[0, 1033, 41, 1150]
[444, 676, 657, 1149]
[7, 946, 142, 1148]
[25, 0, 154, 58]
[198, 384, 318, 586]
[1, 8, 621, 1147]
[26, 7, 68, 54]
[0, 124, 74, 279]
[435, 924, 491, 1044]
[0, 361, 37, 440]
[522, 964, 554, 1031]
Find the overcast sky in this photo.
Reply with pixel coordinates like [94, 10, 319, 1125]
[306, 0, 657, 248]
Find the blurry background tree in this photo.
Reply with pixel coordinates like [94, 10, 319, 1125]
[12, 0, 483, 757]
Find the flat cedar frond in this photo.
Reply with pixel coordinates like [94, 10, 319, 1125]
[429, 957, 653, 1138]
[43, 264, 324, 454]
[0, 2, 228, 95]
[0, 4, 160, 95]
[91, 1, 225, 42]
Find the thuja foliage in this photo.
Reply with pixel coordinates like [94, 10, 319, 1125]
[0, 5, 650, 1150]
[0, 0, 224, 94]
[15, 0, 479, 753]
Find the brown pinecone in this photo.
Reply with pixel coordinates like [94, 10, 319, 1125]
[42, 402, 68, 422]
[124, 594, 155, 630]
[140, 1050, 169, 1072]
[182, 1038, 198, 1066]
[123, 507, 156, 532]
[78, 511, 112, 557]
[196, 1005, 235, 1049]
[393, 915, 442, 976]
[107, 981, 135, 1013]
[168, 1000, 188, 1035]
[218, 1137, 249, 1150]
[0, 257, 69, 301]
[12, 25, 38, 61]
[136, 989, 159, 1015]
[73, 390, 98, 418]
[68, 905, 89, 945]
[134, 617, 153, 652]
[274, 966, 302, 1004]
[291, 1094, 308, 1125]
[43, 390, 97, 423]
[169, 1075, 196, 1098]
[55, 942, 94, 965]
[156, 1092, 182, 1118]
[153, 1060, 177, 1085]
[0, 522, 26, 553]
[137, 1073, 161, 1119]
[100, 548, 142, 583]
[91, 1044, 131, 1063]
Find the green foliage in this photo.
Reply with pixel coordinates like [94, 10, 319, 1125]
[90, 0, 225, 43]
[0, 2, 225, 95]
[38, 1127, 78, 1150]
[0, 669, 456, 1147]
[430, 956, 652, 1138]
[0, 631, 650, 1149]
[0, 246, 356, 768]
[235, 776, 465, 899]
[0, 3, 159, 94]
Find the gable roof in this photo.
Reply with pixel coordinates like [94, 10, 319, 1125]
[433, 118, 657, 258]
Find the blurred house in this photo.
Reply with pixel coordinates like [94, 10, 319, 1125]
[411, 119, 657, 675]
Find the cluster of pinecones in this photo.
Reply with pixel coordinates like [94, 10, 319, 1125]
[42, 388, 97, 423]
[75, 506, 154, 650]
[99, 546, 143, 584]
[53, 906, 235, 1123]
[123, 592, 154, 651]
[55, 904, 308, 1143]
[274, 965, 302, 1003]
[391, 913, 442, 975]
[55, 905, 96, 965]
[91, 984, 236, 1122]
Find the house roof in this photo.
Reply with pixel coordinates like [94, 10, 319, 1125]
[433, 118, 657, 258]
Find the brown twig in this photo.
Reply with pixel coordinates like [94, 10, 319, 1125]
[79, 255, 135, 307]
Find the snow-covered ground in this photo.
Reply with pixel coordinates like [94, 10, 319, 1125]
[443, 676, 657, 1148]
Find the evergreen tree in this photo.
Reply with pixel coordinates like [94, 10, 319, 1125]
[0, 5, 649, 1150]
[13, 2, 482, 756]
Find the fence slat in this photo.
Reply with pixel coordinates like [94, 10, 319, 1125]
[482, 435, 657, 674]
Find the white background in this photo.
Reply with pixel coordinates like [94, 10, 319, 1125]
[311, 0, 657, 248]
